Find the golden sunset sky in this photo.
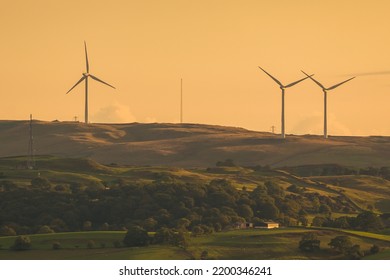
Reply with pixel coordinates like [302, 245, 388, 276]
[0, 0, 389, 136]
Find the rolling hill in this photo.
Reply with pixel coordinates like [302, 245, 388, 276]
[1, 120, 389, 168]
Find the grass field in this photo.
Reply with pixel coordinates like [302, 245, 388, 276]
[1, 228, 389, 260]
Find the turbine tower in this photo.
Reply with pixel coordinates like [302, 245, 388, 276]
[301, 71, 355, 139]
[27, 114, 35, 170]
[180, 78, 183, 124]
[66, 41, 115, 124]
[258, 67, 312, 138]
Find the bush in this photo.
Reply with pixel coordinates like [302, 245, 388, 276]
[154, 227, 175, 244]
[31, 177, 51, 189]
[123, 226, 149, 247]
[0, 226, 16, 236]
[200, 250, 209, 260]
[11, 236, 31, 251]
[328, 236, 353, 253]
[37, 225, 55, 234]
[87, 240, 95, 249]
[52, 242, 61, 250]
[113, 240, 122, 248]
[299, 233, 320, 252]
[370, 244, 380, 254]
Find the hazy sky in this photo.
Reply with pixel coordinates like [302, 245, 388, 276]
[1, 0, 389, 136]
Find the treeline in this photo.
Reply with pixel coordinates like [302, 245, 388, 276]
[0, 176, 376, 236]
[311, 211, 386, 232]
[282, 164, 390, 178]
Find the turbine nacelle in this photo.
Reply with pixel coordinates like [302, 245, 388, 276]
[83, 73, 90, 77]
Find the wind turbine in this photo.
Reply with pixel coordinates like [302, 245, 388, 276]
[301, 71, 355, 139]
[258, 67, 312, 138]
[66, 41, 115, 124]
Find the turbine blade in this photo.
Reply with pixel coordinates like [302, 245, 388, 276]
[89, 74, 116, 89]
[258, 66, 283, 87]
[84, 41, 89, 73]
[284, 75, 313, 88]
[66, 76, 86, 94]
[326, 77, 355, 90]
[301, 70, 325, 89]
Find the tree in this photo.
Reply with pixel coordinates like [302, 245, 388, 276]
[175, 218, 191, 230]
[191, 225, 204, 237]
[312, 216, 327, 227]
[83, 221, 93, 231]
[370, 244, 380, 255]
[123, 226, 149, 247]
[200, 250, 209, 260]
[31, 177, 51, 189]
[154, 227, 175, 244]
[0, 225, 16, 236]
[346, 244, 364, 259]
[298, 216, 309, 227]
[355, 211, 384, 232]
[318, 204, 331, 215]
[52, 242, 61, 250]
[328, 236, 353, 253]
[265, 181, 284, 197]
[172, 230, 190, 248]
[238, 204, 254, 221]
[37, 225, 54, 234]
[143, 218, 158, 231]
[11, 236, 31, 251]
[87, 240, 95, 249]
[299, 232, 320, 252]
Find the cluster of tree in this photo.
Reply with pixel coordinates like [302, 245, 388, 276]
[0, 176, 361, 235]
[123, 226, 191, 248]
[299, 233, 381, 259]
[311, 211, 384, 232]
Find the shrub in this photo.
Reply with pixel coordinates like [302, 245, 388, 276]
[0, 226, 16, 236]
[11, 236, 31, 251]
[328, 236, 353, 254]
[113, 240, 122, 248]
[123, 226, 149, 247]
[87, 240, 95, 249]
[200, 250, 209, 260]
[52, 242, 61, 250]
[299, 233, 320, 252]
[370, 244, 380, 254]
[37, 225, 55, 234]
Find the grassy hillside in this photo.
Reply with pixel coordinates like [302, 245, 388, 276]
[1, 156, 389, 215]
[309, 175, 390, 212]
[1, 120, 389, 167]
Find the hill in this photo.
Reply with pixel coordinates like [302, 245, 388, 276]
[1, 120, 390, 168]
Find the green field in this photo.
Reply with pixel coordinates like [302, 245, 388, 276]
[1, 228, 389, 260]
[1, 156, 389, 260]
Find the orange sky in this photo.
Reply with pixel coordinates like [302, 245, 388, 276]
[0, 0, 389, 136]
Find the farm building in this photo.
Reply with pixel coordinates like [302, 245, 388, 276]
[255, 221, 279, 229]
[233, 222, 254, 229]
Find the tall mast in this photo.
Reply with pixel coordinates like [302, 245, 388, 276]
[27, 114, 35, 169]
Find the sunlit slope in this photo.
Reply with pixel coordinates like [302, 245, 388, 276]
[1, 120, 389, 167]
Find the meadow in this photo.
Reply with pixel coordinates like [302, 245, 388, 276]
[0, 228, 389, 260]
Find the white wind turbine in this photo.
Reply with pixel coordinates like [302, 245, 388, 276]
[66, 42, 115, 124]
[301, 71, 355, 139]
[258, 67, 312, 138]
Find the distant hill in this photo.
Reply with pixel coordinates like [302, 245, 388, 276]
[0, 120, 389, 167]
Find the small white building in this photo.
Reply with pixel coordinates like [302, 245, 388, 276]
[255, 221, 279, 229]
